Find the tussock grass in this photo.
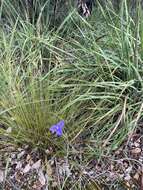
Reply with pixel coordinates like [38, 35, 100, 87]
[0, 0, 142, 153]
[0, 0, 143, 189]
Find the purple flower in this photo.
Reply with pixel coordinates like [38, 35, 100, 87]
[49, 120, 64, 137]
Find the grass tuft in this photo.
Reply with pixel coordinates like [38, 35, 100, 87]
[0, 0, 143, 189]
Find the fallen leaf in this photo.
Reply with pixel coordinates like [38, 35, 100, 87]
[0, 170, 4, 183]
[110, 164, 114, 170]
[125, 181, 131, 188]
[17, 151, 25, 159]
[131, 148, 141, 154]
[38, 169, 46, 186]
[32, 181, 43, 190]
[26, 154, 31, 161]
[124, 174, 131, 181]
[15, 171, 23, 182]
[52, 181, 58, 187]
[23, 164, 31, 173]
[134, 142, 140, 147]
[126, 166, 132, 173]
[46, 162, 52, 176]
[32, 160, 41, 170]
[62, 163, 71, 177]
[133, 173, 139, 181]
[16, 162, 22, 170]
[123, 161, 129, 168]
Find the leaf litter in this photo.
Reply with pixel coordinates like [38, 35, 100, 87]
[0, 127, 142, 189]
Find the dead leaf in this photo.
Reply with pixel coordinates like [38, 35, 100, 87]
[134, 142, 140, 147]
[124, 174, 131, 181]
[45, 162, 52, 177]
[15, 171, 23, 182]
[26, 154, 31, 161]
[125, 181, 131, 188]
[32, 160, 41, 170]
[38, 169, 46, 186]
[62, 163, 71, 177]
[23, 164, 31, 173]
[16, 162, 22, 170]
[32, 180, 43, 190]
[126, 166, 132, 173]
[17, 150, 25, 159]
[133, 173, 139, 181]
[52, 181, 58, 187]
[131, 148, 141, 154]
[0, 170, 4, 183]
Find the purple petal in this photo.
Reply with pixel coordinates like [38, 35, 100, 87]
[49, 120, 64, 137]
[57, 120, 64, 128]
[49, 125, 57, 133]
[56, 128, 63, 136]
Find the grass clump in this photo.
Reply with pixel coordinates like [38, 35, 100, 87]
[0, 19, 93, 155]
[0, 0, 142, 153]
[0, 0, 143, 189]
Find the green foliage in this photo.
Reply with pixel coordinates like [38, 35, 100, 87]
[0, 1, 143, 188]
[0, 0, 74, 29]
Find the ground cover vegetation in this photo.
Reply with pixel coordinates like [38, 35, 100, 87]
[0, 0, 143, 189]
